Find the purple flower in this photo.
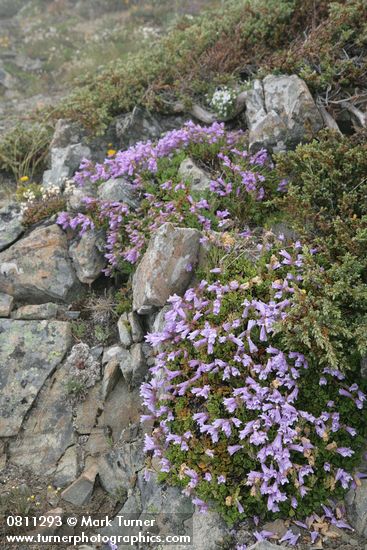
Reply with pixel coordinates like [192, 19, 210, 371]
[192, 497, 209, 513]
[335, 468, 353, 489]
[336, 447, 354, 457]
[280, 530, 300, 546]
[228, 445, 243, 455]
[192, 385, 211, 399]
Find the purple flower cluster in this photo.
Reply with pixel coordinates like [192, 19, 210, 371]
[74, 121, 243, 186]
[140, 242, 365, 526]
[57, 122, 282, 274]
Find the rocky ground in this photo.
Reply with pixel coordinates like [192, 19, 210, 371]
[0, 2, 367, 550]
[0, 70, 366, 550]
[0, 0, 220, 132]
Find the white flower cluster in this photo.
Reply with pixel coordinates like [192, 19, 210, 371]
[140, 26, 160, 40]
[208, 87, 237, 118]
[64, 178, 76, 196]
[19, 180, 75, 215]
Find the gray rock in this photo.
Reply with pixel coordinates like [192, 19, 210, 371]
[84, 428, 109, 457]
[118, 347, 132, 381]
[61, 463, 98, 506]
[165, 511, 228, 550]
[132, 222, 201, 314]
[0, 320, 71, 437]
[97, 379, 141, 441]
[69, 230, 106, 284]
[128, 311, 144, 343]
[120, 343, 147, 387]
[245, 74, 323, 151]
[8, 359, 75, 473]
[97, 178, 140, 209]
[50, 119, 85, 149]
[97, 440, 145, 495]
[90, 345, 104, 361]
[14, 54, 42, 72]
[178, 158, 211, 193]
[43, 143, 91, 189]
[0, 202, 24, 252]
[102, 344, 124, 365]
[0, 224, 82, 304]
[152, 305, 171, 334]
[117, 313, 132, 347]
[74, 383, 102, 434]
[11, 302, 58, 320]
[54, 446, 78, 488]
[0, 292, 13, 317]
[138, 471, 193, 539]
[99, 490, 142, 540]
[0, 66, 16, 91]
[67, 183, 97, 213]
[116, 106, 185, 149]
[101, 359, 121, 401]
[116, 106, 162, 145]
[346, 479, 367, 537]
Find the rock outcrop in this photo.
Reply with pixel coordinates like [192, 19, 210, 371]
[132, 222, 201, 314]
[245, 74, 323, 151]
[0, 319, 71, 437]
[0, 202, 23, 251]
[0, 224, 82, 303]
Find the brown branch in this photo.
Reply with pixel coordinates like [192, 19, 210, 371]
[342, 102, 366, 128]
[317, 103, 341, 134]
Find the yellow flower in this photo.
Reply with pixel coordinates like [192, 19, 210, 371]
[19, 176, 29, 183]
[107, 149, 117, 157]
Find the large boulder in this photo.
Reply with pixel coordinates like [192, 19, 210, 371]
[346, 479, 367, 537]
[0, 201, 24, 251]
[245, 74, 323, 151]
[0, 319, 71, 437]
[133, 222, 201, 314]
[0, 224, 82, 303]
[8, 360, 75, 474]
